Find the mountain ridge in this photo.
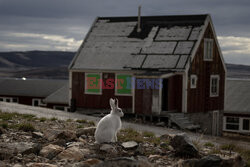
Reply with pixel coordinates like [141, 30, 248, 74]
[0, 51, 249, 79]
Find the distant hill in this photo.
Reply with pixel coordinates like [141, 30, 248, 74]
[0, 51, 75, 79]
[0, 51, 249, 79]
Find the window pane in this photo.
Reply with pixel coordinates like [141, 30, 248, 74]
[116, 75, 132, 94]
[226, 124, 239, 130]
[12, 98, 18, 103]
[86, 73, 101, 93]
[243, 119, 250, 130]
[226, 117, 239, 123]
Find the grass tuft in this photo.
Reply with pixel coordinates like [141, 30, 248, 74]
[76, 119, 87, 124]
[39, 117, 47, 122]
[0, 123, 8, 129]
[204, 142, 215, 148]
[18, 123, 35, 132]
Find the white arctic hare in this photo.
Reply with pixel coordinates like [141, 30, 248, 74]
[95, 98, 124, 144]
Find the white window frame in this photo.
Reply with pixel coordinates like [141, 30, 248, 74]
[53, 105, 69, 112]
[210, 75, 220, 97]
[0, 97, 19, 103]
[223, 116, 250, 133]
[190, 75, 198, 89]
[204, 38, 213, 61]
[242, 118, 250, 132]
[32, 98, 42, 106]
[115, 73, 132, 96]
[84, 73, 102, 95]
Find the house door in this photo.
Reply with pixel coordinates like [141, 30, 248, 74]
[161, 79, 168, 111]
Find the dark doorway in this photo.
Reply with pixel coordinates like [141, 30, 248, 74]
[161, 79, 168, 111]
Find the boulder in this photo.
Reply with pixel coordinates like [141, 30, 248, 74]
[0, 142, 41, 160]
[32, 132, 44, 138]
[100, 144, 117, 155]
[57, 146, 89, 161]
[44, 129, 76, 142]
[121, 141, 138, 149]
[170, 133, 199, 158]
[95, 157, 152, 167]
[26, 163, 57, 167]
[76, 127, 96, 137]
[175, 154, 246, 167]
[39, 144, 64, 160]
[0, 127, 6, 135]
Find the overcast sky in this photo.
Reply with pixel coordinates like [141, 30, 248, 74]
[0, 0, 250, 65]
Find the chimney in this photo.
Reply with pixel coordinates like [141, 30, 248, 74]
[137, 6, 141, 33]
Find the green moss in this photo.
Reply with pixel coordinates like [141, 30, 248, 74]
[204, 142, 215, 148]
[0, 123, 8, 129]
[77, 125, 84, 129]
[76, 119, 87, 123]
[67, 119, 73, 122]
[88, 121, 95, 126]
[0, 111, 17, 120]
[39, 117, 47, 122]
[118, 128, 143, 143]
[50, 117, 57, 121]
[20, 114, 35, 120]
[142, 131, 155, 138]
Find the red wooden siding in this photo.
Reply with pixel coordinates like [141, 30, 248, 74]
[0, 95, 41, 106]
[71, 72, 132, 109]
[168, 75, 183, 112]
[187, 23, 225, 113]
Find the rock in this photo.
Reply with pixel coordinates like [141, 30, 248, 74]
[148, 154, 162, 161]
[26, 163, 57, 167]
[100, 144, 117, 155]
[121, 141, 138, 149]
[221, 154, 246, 167]
[76, 127, 96, 137]
[13, 164, 24, 167]
[57, 146, 88, 161]
[170, 133, 199, 158]
[175, 154, 245, 167]
[82, 158, 103, 166]
[0, 127, 6, 135]
[95, 157, 152, 167]
[56, 130, 77, 141]
[44, 129, 76, 142]
[39, 144, 64, 160]
[160, 142, 168, 148]
[175, 155, 222, 167]
[32, 132, 44, 138]
[0, 142, 41, 159]
[50, 139, 67, 147]
[156, 122, 165, 127]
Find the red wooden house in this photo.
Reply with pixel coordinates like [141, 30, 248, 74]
[69, 14, 226, 134]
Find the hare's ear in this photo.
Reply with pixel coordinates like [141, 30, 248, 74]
[115, 98, 119, 107]
[110, 98, 115, 110]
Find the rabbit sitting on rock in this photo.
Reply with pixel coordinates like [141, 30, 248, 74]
[95, 98, 124, 144]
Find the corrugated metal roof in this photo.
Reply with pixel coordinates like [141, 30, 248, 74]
[0, 78, 66, 97]
[43, 83, 69, 104]
[70, 15, 208, 71]
[225, 79, 250, 113]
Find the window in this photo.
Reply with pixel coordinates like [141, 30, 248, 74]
[204, 38, 213, 61]
[190, 75, 197, 88]
[243, 119, 250, 131]
[12, 98, 18, 103]
[115, 74, 132, 96]
[32, 98, 41, 106]
[224, 116, 250, 133]
[85, 73, 102, 94]
[225, 117, 239, 130]
[210, 75, 220, 97]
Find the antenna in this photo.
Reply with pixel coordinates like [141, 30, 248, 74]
[137, 5, 141, 33]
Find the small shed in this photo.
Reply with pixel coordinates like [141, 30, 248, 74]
[223, 78, 250, 134]
[0, 78, 66, 107]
